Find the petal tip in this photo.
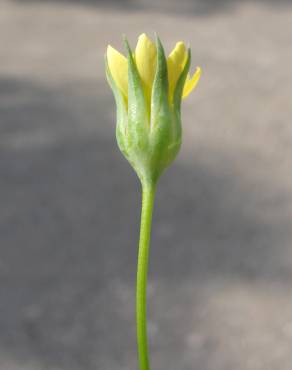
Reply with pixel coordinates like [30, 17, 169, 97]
[195, 66, 202, 77]
[182, 66, 201, 98]
[137, 33, 155, 47]
[106, 44, 113, 53]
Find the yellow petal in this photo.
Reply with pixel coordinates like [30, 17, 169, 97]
[182, 67, 201, 99]
[135, 33, 157, 101]
[167, 42, 188, 98]
[107, 45, 128, 98]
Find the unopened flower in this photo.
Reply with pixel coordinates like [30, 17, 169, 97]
[105, 33, 201, 187]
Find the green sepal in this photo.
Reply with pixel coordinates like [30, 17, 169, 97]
[168, 48, 191, 146]
[150, 36, 170, 130]
[123, 38, 148, 133]
[173, 48, 191, 114]
[118, 38, 153, 185]
[142, 36, 180, 184]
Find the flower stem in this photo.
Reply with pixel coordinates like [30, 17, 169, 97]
[136, 183, 156, 370]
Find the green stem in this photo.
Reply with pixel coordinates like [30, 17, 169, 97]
[136, 183, 156, 370]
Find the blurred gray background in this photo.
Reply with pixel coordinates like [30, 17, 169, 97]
[1, 0, 292, 369]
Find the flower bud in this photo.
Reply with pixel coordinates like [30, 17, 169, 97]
[105, 34, 201, 187]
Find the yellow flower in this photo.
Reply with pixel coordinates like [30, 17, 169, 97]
[106, 33, 201, 104]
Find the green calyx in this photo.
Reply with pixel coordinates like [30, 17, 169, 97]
[105, 36, 191, 188]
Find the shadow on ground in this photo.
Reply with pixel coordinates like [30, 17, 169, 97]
[12, 0, 292, 16]
[0, 76, 291, 369]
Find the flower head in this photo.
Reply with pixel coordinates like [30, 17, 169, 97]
[105, 34, 201, 186]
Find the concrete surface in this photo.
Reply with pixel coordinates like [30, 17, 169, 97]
[1, 0, 292, 369]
